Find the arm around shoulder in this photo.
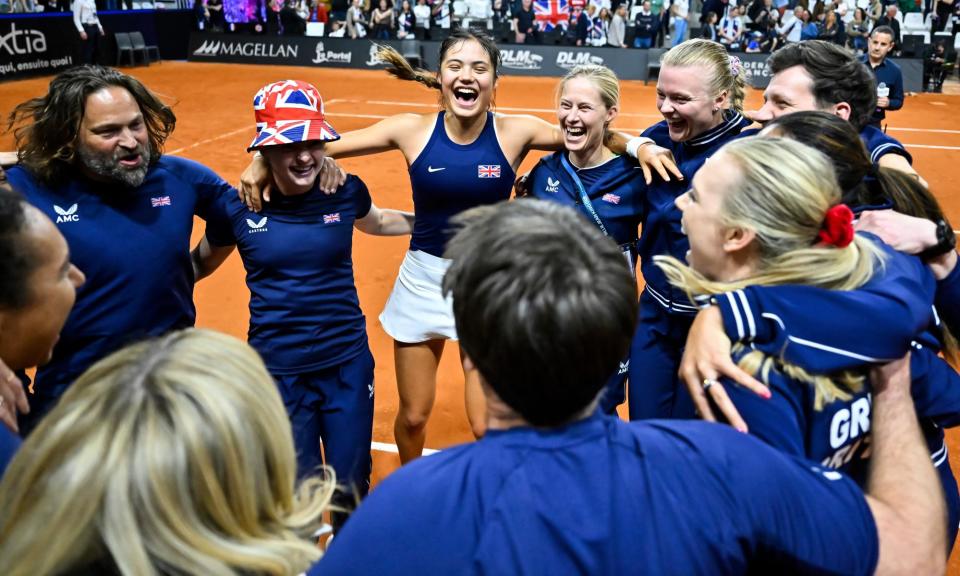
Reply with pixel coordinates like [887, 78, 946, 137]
[355, 203, 415, 236]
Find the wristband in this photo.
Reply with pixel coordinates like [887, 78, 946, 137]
[626, 136, 654, 159]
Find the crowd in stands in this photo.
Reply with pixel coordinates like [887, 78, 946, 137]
[185, 0, 960, 56]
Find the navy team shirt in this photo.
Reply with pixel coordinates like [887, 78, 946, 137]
[315, 414, 878, 575]
[7, 157, 233, 399]
[204, 175, 372, 374]
[640, 111, 752, 314]
[407, 111, 515, 257]
[529, 152, 646, 249]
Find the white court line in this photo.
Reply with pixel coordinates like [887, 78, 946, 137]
[890, 127, 960, 135]
[167, 126, 250, 155]
[372, 441, 439, 456]
[903, 144, 960, 151]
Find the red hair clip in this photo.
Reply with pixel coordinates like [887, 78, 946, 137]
[817, 204, 855, 248]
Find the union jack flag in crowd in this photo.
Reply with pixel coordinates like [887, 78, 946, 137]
[478, 165, 501, 178]
[535, 0, 569, 32]
[250, 80, 340, 149]
[323, 212, 341, 224]
[151, 196, 172, 207]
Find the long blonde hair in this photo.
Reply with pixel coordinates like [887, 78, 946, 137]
[661, 38, 746, 112]
[657, 138, 887, 408]
[0, 329, 334, 576]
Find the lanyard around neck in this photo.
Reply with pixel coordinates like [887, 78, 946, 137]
[560, 153, 609, 237]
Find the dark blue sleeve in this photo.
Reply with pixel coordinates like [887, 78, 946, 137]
[710, 429, 879, 574]
[0, 424, 21, 479]
[935, 259, 960, 337]
[910, 346, 960, 427]
[722, 370, 808, 458]
[349, 175, 372, 220]
[715, 246, 935, 372]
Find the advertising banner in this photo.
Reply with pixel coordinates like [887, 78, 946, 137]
[0, 17, 77, 81]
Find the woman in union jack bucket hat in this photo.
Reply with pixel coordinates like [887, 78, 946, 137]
[238, 31, 678, 466]
[194, 78, 414, 532]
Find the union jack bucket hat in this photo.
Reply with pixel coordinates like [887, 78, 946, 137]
[248, 79, 340, 151]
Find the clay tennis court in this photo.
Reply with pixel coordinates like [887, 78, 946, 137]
[3, 60, 960, 567]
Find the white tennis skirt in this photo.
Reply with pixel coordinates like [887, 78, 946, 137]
[379, 250, 458, 343]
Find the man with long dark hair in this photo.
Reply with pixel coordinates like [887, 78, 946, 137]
[4, 65, 236, 435]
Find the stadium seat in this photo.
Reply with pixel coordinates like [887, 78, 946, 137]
[401, 37, 424, 67]
[130, 31, 160, 63]
[900, 32, 927, 57]
[115, 32, 136, 66]
[902, 12, 925, 34]
[645, 48, 667, 85]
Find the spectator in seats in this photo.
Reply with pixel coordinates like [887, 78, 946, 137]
[413, 0, 431, 37]
[745, 29, 765, 50]
[589, 5, 610, 46]
[760, 10, 781, 50]
[281, 0, 308, 33]
[669, 0, 689, 45]
[73, 0, 104, 65]
[193, 0, 208, 28]
[345, 0, 368, 37]
[491, 0, 511, 41]
[206, 0, 226, 31]
[700, 10, 718, 39]
[867, 0, 883, 23]
[801, 8, 820, 38]
[875, 4, 901, 49]
[397, 0, 416, 37]
[314, 198, 946, 576]
[746, 0, 772, 32]
[431, 0, 452, 32]
[653, 0, 668, 45]
[267, 0, 284, 34]
[777, 6, 802, 43]
[923, 40, 952, 91]
[313, 0, 330, 22]
[862, 26, 904, 127]
[933, 0, 953, 31]
[700, 0, 726, 26]
[0, 329, 336, 576]
[513, 0, 538, 43]
[564, 0, 591, 45]
[328, 18, 348, 34]
[634, 0, 657, 47]
[371, 0, 395, 38]
[607, 2, 627, 46]
[817, 8, 843, 43]
[719, 5, 744, 50]
[0, 184, 84, 475]
[847, 7, 870, 53]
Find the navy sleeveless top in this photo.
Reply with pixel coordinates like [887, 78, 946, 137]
[408, 111, 515, 257]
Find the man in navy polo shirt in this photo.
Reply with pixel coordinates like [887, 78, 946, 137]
[315, 200, 945, 575]
[4, 66, 240, 434]
[862, 26, 905, 129]
[751, 40, 922, 184]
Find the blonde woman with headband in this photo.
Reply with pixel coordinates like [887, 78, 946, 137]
[0, 329, 334, 576]
[238, 30, 679, 464]
[626, 38, 753, 421]
[655, 138, 959, 551]
[527, 64, 646, 414]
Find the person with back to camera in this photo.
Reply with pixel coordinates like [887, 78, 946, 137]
[315, 198, 945, 575]
[238, 30, 677, 463]
[191, 79, 413, 531]
[659, 134, 960, 555]
[0, 183, 85, 478]
[0, 329, 335, 576]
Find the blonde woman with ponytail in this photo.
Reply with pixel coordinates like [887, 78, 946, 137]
[626, 38, 753, 421]
[238, 30, 676, 464]
[0, 329, 334, 576]
[656, 138, 960, 547]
